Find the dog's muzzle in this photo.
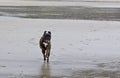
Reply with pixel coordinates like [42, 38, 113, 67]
[45, 40, 50, 43]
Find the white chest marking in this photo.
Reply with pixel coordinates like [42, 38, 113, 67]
[43, 42, 48, 47]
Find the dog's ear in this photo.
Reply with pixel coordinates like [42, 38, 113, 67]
[43, 31, 47, 36]
[44, 31, 47, 33]
[48, 31, 51, 35]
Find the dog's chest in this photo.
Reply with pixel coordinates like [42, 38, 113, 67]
[43, 42, 48, 47]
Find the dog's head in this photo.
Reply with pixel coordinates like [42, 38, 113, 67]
[43, 31, 51, 43]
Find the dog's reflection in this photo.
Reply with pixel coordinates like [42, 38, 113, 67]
[40, 63, 51, 78]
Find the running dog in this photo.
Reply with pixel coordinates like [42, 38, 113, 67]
[39, 31, 51, 62]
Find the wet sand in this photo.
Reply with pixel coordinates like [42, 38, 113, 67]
[0, 17, 120, 78]
[0, 6, 120, 21]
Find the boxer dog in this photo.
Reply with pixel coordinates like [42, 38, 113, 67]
[39, 31, 51, 62]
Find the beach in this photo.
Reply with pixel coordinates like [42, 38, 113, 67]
[0, 0, 120, 78]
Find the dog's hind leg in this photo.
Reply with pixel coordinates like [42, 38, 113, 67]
[46, 49, 50, 63]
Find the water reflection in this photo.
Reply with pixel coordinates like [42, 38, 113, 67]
[40, 63, 51, 78]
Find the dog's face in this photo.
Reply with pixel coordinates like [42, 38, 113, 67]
[43, 31, 51, 43]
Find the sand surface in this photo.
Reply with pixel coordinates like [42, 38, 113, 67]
[0, 16, 120, 78]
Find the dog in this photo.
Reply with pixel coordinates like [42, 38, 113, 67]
[39, 31, 51, 62]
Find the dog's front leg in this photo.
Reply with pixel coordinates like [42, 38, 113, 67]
[42, 49, 46, 61]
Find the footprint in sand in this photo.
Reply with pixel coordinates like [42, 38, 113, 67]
[69, 43, 73, 46]
[8, 52, 11, 54]
[80, 41, 83, 43]
[94, 38, 100, 41]
[0, 65, 6, 68]
[61, 48, 65, 50]
[90, 29, 98, 32]
[29, 38, 37, 46]
[78, 48, 83, 51]
[97, 63, 106, 68]
[19, 65, 23, 67]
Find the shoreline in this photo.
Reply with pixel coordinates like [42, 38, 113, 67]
[0, 6, 120, 21]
